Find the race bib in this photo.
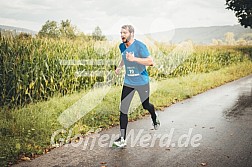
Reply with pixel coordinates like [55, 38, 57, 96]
[126, 66, 140, 76]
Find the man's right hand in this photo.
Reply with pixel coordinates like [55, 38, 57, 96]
[115, 67, 121, 75]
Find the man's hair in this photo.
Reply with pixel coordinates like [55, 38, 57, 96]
[121, 25, 134, 34]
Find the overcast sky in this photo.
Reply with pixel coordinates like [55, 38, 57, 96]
[0, 0, 238, 35]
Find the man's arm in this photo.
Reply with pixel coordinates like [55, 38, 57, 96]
[126, 52, 154, 66]
[115, 59, 124, 75]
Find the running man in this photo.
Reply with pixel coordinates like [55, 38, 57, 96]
[113, 25, 160, 148]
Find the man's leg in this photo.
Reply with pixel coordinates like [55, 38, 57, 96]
[120, 85, 135, 139]
[137, 84, 158, 125]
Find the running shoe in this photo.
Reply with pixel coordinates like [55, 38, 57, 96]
[153, 114, 160, 130]
[113, 137, 126, 148]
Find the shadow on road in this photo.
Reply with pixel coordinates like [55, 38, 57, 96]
[223, 87, 252, 119]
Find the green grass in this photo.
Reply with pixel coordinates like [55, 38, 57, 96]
[1, 61, 252, 166]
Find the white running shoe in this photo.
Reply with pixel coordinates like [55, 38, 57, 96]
[113, 137, 126, 148]
[153, 114, 160, 130]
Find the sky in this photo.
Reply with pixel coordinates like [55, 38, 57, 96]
[0, 0, 239, 35]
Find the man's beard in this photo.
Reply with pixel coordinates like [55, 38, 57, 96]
[123, 35, 132, 43]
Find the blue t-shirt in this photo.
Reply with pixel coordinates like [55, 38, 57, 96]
[119, 39, 150, 86]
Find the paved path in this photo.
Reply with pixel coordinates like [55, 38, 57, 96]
[16, 75, 252, 167]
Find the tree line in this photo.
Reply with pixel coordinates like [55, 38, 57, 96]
[0, 19, 106, 41]
[38, 19, 106, 41]
[212, 32, 252, 45]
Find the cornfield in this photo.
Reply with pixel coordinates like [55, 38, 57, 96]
[0, 33, 251, 107]
[0, 34, 120, 107]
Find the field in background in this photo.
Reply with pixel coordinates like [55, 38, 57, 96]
[1, 34, 251, 108]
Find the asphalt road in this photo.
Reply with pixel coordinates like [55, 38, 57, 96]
[15, 74, 252, 167]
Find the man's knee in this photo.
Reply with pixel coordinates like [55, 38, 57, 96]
[120, 105, 129, 115]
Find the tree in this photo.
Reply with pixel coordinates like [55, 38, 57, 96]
[225, 32, 236, 45]
[38, 20, 77, 39]
[242, 33, 252, 40]
[92, 26, 106, 41]
[212, 39, 219, 45]
[59, 19, 77, 39]
[38, 20, 60, 38]
[226, 0, 252, 28]
[17, 32, 32, 40]
[236, 38, 247, 45]
[217, 39, 224, 45]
